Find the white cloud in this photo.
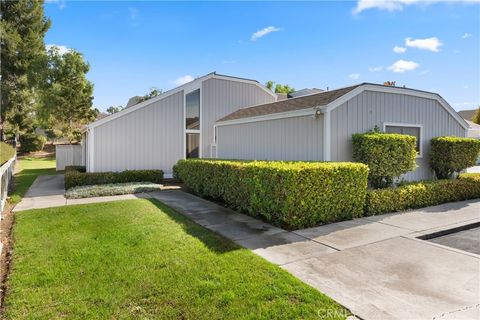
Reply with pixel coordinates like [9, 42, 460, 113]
[349, 73, 360, 80]
[173, 75, 194, 86]
[461, 33, 472, 39]
[368, 66, 383, 72]
[45, 0, 66, 9]
[353, 0, 480, 14]
[46, 44, 70, 55]
[455, 101, 477, 107]
[251, 26, 281, 41]
[388, 60, 419, 73]
[393, 46, 407, 53]
[129, 7, 139, 19]
[405, 37, 443, 52]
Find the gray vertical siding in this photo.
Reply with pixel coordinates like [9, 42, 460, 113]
[93, 91, 184, 175]
[330, 90, 466, 180]
[201, 78, 275, 158]
[217, 115, 324, 161]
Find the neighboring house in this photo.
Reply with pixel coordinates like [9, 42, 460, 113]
[214, 83, 468, 181]
[82, 72, 276, 176]
[465, 120, 480, 139]
[458, 109, 476, 122]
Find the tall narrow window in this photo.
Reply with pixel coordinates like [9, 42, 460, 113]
[186, 133, 199, 158]
[186, 89, 200, 130]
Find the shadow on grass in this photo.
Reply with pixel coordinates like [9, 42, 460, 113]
[145, 198, 240, 254]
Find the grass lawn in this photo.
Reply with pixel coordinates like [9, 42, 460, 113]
[5, 199, 347, 319]
[10, 157, 56, 204]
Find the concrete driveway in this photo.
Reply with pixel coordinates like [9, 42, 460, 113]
[284, 201, 480, 320]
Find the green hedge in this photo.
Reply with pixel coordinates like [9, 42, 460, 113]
[352, 132, 417, 188]
[0, 142, 16, 166]
[430, 136, 480, 179]
[19, 133, 46, 153]
[65, 166, 164, 189]
[365, 178, 480, 215]
[458, 172, 480, 183]
[173, 159, 369, 229]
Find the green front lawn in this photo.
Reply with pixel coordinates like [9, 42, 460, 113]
[10, 157, 56, 204]
[5, 199, 347, 319]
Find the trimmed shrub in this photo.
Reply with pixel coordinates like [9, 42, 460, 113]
[19, 133, 46, 153]
[458, 172, 480, 183]
[352, 132, 417, 188]
[65, 182, 163, 199]
[365, 179, 480, 215]
[0, 142, 16, 166]
[173, 159, 369, 229]
[430, 137, 480, 179]
[65, 166, 164, 189]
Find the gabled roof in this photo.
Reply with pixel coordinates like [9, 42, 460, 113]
[86, 72, 276, 130]
[218, 85, 360, 122]
[216, 83, 469, 130]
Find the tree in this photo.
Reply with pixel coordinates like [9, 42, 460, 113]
[106, 106, 124, 114]
[265, 81, 295, 94]
[0, 0, 51, 140]
[138, 87, 162, 103]
[38, 46, 97, 142]
[472, 106, 480, 125]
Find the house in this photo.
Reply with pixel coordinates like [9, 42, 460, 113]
[214, 83, 469, 181]
[458, 109, 480, 139]
[83, 74, 468, 181]
[82, 72, 276, 176]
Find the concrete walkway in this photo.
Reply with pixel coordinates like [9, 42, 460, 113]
[13, 175, 151, 212]
[13, 175, 480, 319]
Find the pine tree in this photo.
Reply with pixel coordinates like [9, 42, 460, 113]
[0, 0, 51, 140]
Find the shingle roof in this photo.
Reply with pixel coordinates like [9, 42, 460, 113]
[218, 84, 361, 122]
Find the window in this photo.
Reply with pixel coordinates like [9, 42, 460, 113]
[185, 89, 200, 130]
[186, 133, 199, 158]
[384, 124, 422, 155]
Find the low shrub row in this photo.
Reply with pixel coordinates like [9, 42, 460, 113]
[64, 166, 164, 189]
[365, 174, 480, 215]
[173, 159, 369, 229]
[65, 182, 163, 199]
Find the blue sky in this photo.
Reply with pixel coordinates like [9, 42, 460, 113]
[44, 1, 479, 112]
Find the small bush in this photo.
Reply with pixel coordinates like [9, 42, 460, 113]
[430, 137, 480, 179]
[458, 172, 480, 183]
[65, 167, 164, 189]
[65, 182, 163, 199]
[352, 132, 417, 188]
[365, 179, 480, 215]
[19, 133, 47, 153]
[173, 159, 369, 229]
[0, 142, 16, 166]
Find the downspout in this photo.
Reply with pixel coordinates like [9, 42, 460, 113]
[317, 107, 331, 161]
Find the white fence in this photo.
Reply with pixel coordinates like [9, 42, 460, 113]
[56, 144, 84, 171]
[0, 154, 16, 217]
